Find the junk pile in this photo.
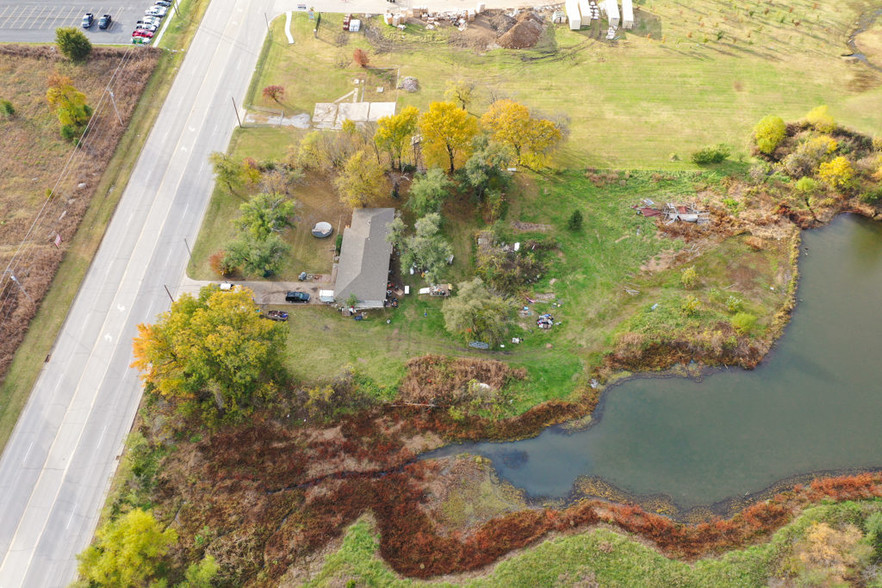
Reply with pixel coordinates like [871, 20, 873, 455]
[633, 199, 710, 225]
[536, 313, 556, 329]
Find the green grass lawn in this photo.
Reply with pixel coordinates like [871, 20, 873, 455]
[247, 0, 882, 169]
[195, 0, 879, 410]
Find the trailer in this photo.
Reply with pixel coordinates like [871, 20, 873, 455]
[621, 0, 633, 29]
[606, 0, 619, 28]
[578, 0, 591, 27]
[565, 0, 581, 30]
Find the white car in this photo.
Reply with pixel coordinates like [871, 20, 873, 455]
[140, 16, 161, 25]
[135, 22, 157, 31]
[145, 5, 167, 16]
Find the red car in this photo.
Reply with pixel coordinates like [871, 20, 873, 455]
[132, 29, 154, 38]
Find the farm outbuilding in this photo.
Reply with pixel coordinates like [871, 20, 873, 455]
[605, 0, 619, 27]
[621, 0, 633, 29]
[333, 208, 395, 309]
[565, 0, 581, 30]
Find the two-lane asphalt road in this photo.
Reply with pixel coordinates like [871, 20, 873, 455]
[0, 0, 273, 584]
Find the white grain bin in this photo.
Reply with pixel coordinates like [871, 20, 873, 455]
[565, 0, 581, 30]
[606, 0, 619, 27]
[621, 0, 633, 29]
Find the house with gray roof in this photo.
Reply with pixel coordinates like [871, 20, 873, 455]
[333, 208, 395, 309]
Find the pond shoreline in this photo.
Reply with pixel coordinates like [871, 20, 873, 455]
[425, 208, 882, 520]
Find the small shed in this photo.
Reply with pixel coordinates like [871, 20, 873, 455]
[311, 221, 333, 238]
[606, 0, 619, 28]
[621, 0, 633, 29]
[565, 0, 581, 30]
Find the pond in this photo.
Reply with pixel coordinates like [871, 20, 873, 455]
[428, 215, 882, 510]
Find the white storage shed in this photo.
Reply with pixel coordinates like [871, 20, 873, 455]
[606, 0, 619, 28]
[565, 0, 581, 30]
[621, 0, 633, 29]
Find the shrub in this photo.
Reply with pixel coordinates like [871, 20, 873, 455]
[783, 136, 838, 178]
[795, 176, 818, 194]
[680, 295, 701, 316]
[60, 124, 82, 143]
[353, 48, 369, 67]
[754, 115, 786, 155]
[0, 99, 13, 117]
[209, 250, 237, 276]
[726, 295, 744, 313]
[860, 186, 882, 204]
[732, 312, 757, 334]
[818, 156, 855, 190]
[680, 266, 698, 289]
[567, 209, 583, 231]
[804, 105, 835, 133]
[55, 27, 92, 61]
[691, 144, 730, 165]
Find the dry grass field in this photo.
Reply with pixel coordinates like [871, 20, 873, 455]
[0, 46, 159, 384]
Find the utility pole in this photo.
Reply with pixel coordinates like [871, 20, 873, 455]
[183, 238, 192, 257]
[108, 89, 123, 125]
[231, 97, 242, 128]
[4, 271, 33, 305]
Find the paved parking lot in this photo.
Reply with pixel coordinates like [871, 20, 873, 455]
[0, 0, 166, 44]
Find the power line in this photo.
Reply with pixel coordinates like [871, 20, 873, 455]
[0, 46, 140, 321]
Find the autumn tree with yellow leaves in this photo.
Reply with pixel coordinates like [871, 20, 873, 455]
[131, 285, 287, 424]
[481, 99, 562, 166]
[374, 105, 420, 170]
[419, 101, 479, 173]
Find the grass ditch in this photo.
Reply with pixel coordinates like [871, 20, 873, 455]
[307, 497, 882, 587]
[0, 0, 211, 452]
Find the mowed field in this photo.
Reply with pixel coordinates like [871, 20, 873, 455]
[248, 0, 882, 169]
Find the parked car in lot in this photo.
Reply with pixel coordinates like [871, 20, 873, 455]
[155, 0, 172, 6]
[82, 13, 94, 28]
[140, 16, 162, 26]
[131, 35, 150, 44]
[132, 29, 154, 38]
[285, 291, 310, 303]
[135, 22, 157, 31]
[145, 5, 167, 16]
[98, 14, 112, 29]
[262, 310, 289, 322]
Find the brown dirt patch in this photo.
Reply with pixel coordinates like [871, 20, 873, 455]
[0, 45, 160, 384]
[497, 12, 546, 50]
